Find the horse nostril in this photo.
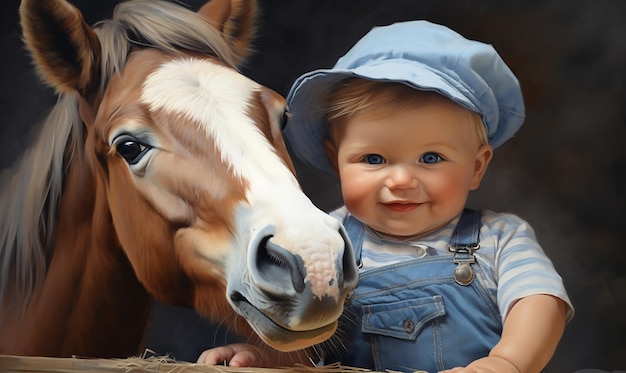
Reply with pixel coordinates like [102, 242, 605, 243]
[256, 236, 306, 293]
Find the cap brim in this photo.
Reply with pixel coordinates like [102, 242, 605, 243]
[284, 59, 478, 178]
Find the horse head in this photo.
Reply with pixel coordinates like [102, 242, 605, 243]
[1, 0, 357, 356]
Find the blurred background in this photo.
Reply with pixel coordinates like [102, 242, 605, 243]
[1, 0, 624, 372]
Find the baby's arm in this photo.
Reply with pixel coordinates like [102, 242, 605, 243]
[440, 293, 567, 373]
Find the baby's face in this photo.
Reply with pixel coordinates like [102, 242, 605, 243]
[331, 95, 492, 239]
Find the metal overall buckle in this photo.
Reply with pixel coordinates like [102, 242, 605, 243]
[449, 243, 479, 286]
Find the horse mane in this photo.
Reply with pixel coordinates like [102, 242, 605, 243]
[0, 0, 240, 314]
[0, 94, 82, 315]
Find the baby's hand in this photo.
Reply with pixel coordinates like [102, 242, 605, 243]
[197, 343, 268, 367]
[439, 356, 520, 373]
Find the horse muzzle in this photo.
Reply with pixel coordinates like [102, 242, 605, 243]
[228, 226, 358, 351]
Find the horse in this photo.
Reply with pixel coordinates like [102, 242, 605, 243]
[0, 0, 358, 359]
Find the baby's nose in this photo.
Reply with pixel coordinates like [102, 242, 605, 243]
[385, 165, 418, 189]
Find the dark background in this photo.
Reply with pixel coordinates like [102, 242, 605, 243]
[1, 0, 625, 372]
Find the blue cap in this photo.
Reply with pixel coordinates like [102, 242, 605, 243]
[284, 20, 525, 178]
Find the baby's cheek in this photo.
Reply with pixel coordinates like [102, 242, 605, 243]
[428, 176, 470, 205]
[341, 179, 371, 209]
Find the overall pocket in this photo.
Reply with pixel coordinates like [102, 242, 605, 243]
[361, 295, 446, 340]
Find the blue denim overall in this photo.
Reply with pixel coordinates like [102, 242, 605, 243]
[326, 209, 502, 373]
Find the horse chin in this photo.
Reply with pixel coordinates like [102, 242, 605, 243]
[232, 293, 338, 352]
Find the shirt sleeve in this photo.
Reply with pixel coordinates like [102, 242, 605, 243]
[484, 211, 574, 322]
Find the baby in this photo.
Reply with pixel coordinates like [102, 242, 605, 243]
[199, 20, 574, 373]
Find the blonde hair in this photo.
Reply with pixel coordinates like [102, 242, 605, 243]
[326, 78, 489, 146]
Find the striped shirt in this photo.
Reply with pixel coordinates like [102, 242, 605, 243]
[331, 207, 574, 322]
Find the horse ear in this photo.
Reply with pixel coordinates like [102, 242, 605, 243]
[19, 0, 101, 98]
[198, 0, 258, 65]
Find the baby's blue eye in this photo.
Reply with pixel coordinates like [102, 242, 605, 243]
[364, 154, 385, 165]
[420, 152, 442, 164]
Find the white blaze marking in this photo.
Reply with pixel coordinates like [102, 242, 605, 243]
[141, 58, 341, 300]
[141, 58, 295, 187]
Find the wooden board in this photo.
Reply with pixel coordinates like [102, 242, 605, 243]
[0, 355, 427, 373]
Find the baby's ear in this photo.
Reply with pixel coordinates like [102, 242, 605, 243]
[323, 139, 340, 173]
[470, 144, 493, 190]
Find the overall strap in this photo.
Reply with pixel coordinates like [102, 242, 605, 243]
[451, 208, 482, 247]
[449, 208, 482, 285]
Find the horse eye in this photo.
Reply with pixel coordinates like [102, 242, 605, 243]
[115, 137, 150, 165]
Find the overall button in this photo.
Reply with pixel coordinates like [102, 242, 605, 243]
[402, 318, 415, 333]
[454, 263, 475, 285]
